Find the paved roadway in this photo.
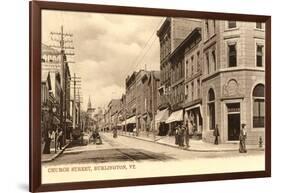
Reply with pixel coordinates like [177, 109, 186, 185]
[43, 132, 264, 166]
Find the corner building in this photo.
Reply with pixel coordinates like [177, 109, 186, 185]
[201, 20, 265, 145]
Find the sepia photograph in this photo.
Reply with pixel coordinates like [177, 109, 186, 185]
[35, 3, 269, 188]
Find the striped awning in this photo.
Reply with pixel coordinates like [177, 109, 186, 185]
[155, 108, 169, 123]
[165, 110, 183, 123]
[126, 116, 136, 124]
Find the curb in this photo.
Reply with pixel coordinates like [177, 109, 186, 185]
[42, 142, 71, 163]
[119, 134, 264, 152]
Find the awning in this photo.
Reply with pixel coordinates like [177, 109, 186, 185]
[126, 116, 136, 124]
[165, 110, 183, 123]
[185, 104, 201, 112]
[155, 108, 169, 123]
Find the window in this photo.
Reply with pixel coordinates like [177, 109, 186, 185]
[253, 84, 265, 128]
[208, 89, 215, 130]
[180, 61, 183, 78]
[206, 53, 210, 74]
[228, 21, 237, 29]
[191, 81, 194, 100]
[256, 45, 263, 67]
[191, 56, 194, 75]
[256, 22, 262, 29]
[197, 79, 200, 98]
[228, 44, 237, 67]
[205, 20, 209, 37]
[212, 50, 216, 71]
[197, 51, 200, 72]
[185, 85, 189, 101]
[186, 59, 189, 78]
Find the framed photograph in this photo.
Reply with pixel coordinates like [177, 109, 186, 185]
[30, 0, 271, 192]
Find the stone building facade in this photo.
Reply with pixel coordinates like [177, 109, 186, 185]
[201, 20, 265, 144]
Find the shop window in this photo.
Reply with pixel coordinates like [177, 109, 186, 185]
[253, 84, 265, 128]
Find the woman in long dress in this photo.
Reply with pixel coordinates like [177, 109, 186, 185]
[239, 124, 247, 153]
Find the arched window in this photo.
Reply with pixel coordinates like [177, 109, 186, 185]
[253, 84, 265, 128]
[208, 88, 215, 130]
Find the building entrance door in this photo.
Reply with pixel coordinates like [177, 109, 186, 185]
[227, 103, 240, 141]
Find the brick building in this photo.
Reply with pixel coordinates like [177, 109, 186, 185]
[139, 71, 160, 136]
[157, 17, 202, 135]
[108, 99, 122, 130]
[119, 70, 160, 135]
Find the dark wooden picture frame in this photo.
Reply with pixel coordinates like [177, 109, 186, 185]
[30, 0, 271, 192]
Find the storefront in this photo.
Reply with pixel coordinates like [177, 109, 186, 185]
[165, 109, 183, 136]
[123, 116, 136, 133]
[155, 108, 169, 136]
[184, 104, 203, 139]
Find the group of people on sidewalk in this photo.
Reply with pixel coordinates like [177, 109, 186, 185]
[174, 122, 248, 153]
[43, 128, 64, 154]
[174, 122, 191, 149]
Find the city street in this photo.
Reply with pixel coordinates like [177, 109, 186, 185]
[43, 132, 264, 166]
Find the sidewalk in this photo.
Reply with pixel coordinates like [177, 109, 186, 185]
[118, 132, 264, 152]
[41, 140, 71, 163]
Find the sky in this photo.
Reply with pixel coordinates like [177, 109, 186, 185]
[42, 10, 164, 111]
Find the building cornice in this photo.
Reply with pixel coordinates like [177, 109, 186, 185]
[202, 67, 265, 82]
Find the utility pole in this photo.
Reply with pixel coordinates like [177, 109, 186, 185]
[77, 89, 83, 130]
[48, 25, 75, 145]
[151, 72, 156, 141]
[70, 74, 82, 130]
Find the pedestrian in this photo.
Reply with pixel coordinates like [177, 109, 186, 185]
[92, 129, 97, 144]
[175, 125, 179, 145]
[239, 123, 247, 153]
[178, 123, 184, 147]
[213, 124, 220, 145]
[96, 130, 103, 144]
[113, 127, 117, 138]
[184, 121, 190, 148]
[57, 128, 63, 150]
[43, 130, 52, 154]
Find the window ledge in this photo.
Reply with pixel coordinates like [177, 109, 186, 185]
[224, 27, 239, 32]
[254, 28, 265, 32]
[252, 127, 265, 131]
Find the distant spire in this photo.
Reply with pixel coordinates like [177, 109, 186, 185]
[87, 96, 92, 109]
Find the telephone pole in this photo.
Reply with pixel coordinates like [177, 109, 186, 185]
[71, 74, 82, 130]
[48, 25, 75, 145]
